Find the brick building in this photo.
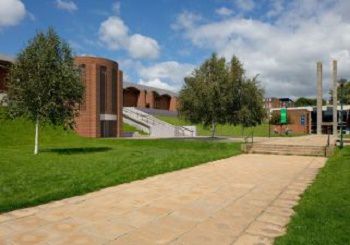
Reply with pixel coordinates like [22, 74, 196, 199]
[123, 82, 178, 112]
[265, 97, 294, 110]
[270, 106, 350, 134]
[0, 54, 14, 104]
[270, 108, 311, 134]
[74, 56, 123, 138]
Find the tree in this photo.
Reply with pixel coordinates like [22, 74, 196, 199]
[294, 97, 317, 107]
[294, 97, 325, 107]
[238, 76, 266, 137]
[179, 54, 228, 137]
[330, 79, 350, 105]
[6, 28, 84, 154]
[178, 54, 265, 138]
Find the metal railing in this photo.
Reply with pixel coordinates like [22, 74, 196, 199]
[123, 107, 195, 137]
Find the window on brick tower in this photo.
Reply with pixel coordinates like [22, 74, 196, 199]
[79, 64, 86, 110]
[100, 66, 107, 114]
[112, 68, 117, 113]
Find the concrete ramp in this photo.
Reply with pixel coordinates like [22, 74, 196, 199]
[123, 107, 196, 137]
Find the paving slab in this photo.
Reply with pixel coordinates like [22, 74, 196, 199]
[0, 154, 326, 244]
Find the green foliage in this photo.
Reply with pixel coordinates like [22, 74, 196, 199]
[329, 79, 350, 105]
[0, 115, 240, 212]
[338, 79, 350, 104]
[6, 27, 84, 129]
[238, 77, 266, 128]
[156, 115, 304, 137]
[294, 97, 317, 107]
[275, 147, 350, 244]
[178, 54, 265, 137]
[294, 97, 326, 107]
[123, 123, 148, 135]
[179, 54, 229, 128]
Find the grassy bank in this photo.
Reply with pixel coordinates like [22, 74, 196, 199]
[156, 115, 304, 137]
[275, 146, 350, 244]
[0, 114, 240, 213]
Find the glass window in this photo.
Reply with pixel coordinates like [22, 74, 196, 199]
[79, 64, 86, 110]
[100, 66, 107, 113]
[112, 68, 117, 112]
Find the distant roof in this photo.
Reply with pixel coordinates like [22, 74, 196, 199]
[123, 81, 178, 97]
[279, 98, 294, 102]
[0, 54, 15, 63]
[270, 105, 350, 112]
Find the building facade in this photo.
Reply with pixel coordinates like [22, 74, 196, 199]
[270, 105, 350, 135]
[74, 56, 123, 138]
[265, 97, 294, 110]
[0, 55, 14, 105]
[123, 82, 178, 112]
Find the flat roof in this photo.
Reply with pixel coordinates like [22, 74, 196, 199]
[0, 54, 15, 63]
[123, 81, 178, 97]
[270, 105, 350, 112]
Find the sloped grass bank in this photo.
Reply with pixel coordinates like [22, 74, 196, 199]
[275, 147, 350, 244]
[155, 115, 304, 137]
[0, 114, 240, 213]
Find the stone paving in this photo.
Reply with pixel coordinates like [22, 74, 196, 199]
[0, 154, 326, 245]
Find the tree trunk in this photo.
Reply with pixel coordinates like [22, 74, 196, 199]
[34, 117, 39, 155]
[211, 120, 216, 138]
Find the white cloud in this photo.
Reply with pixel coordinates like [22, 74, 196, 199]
[139, 78, 177, 91]
[0, 0, 26, 28]
[266, 0, 284, 18]
[112, 1, 121, 15]
[171, 10, 202, 31]
[235, 0, 255, 11]
[172, 2, 350, 98]
[215, 7, 233, 17]
[99, 16, 129, 50]
[128, 34, 160, 59]
[99, 16, 160, 59]
[55, 0, 77, 12]
[138, 61, 195, 90]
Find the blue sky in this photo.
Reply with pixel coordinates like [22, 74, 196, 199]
[1, 0, 350, 98]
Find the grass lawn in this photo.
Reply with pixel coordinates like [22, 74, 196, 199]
[156, 115, 305, 137]
[0, 113, 240, 213]
[275, 146, 350, 245]
[123, 122, 147, 135]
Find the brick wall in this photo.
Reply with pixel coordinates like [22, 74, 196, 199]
[272, 109, 311, 134]
[74, 56, 123, 138]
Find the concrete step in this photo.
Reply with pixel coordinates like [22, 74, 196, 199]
[249, 144, 326, 157]
[250, 150, 325, 157]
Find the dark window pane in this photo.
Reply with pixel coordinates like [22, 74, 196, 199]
[100, 66, 107, 113]
[112, 69, 116, 112]
[79, 64, 86, 110]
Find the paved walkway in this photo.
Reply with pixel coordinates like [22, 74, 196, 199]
[0, 154, 326, 245]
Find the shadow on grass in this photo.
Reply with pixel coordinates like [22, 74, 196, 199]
[43, 147, 112, 155]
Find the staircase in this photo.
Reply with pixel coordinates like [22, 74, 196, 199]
[248, 143, 327, 157]
[123, 107, 196, 137]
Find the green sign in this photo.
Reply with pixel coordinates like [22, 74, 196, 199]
[280, 108, 287, 124]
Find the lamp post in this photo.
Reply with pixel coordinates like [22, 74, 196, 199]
[268, 109, 271, 138]
[339, 79, 345, 149]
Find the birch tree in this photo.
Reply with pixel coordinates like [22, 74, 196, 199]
[6, 28, 84, 154]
